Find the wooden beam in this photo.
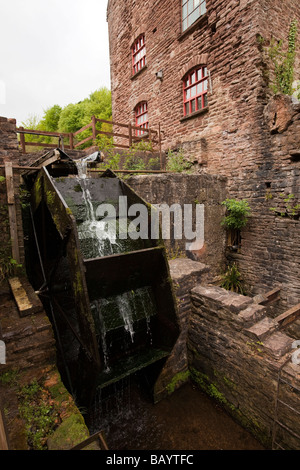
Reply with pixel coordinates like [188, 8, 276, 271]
[276, 303, 300, 329]
[0, 407, 9, 450]
[4, 161, 20, 263]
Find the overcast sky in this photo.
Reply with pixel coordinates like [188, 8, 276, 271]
[0, 0, 110, 126]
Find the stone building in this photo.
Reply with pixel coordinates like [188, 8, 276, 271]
[107, 0, 300, 309]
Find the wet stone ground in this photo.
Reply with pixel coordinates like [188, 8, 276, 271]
[88, 379, 265, 451]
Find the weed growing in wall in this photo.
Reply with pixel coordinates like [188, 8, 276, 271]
[260, 19, 300, 97]
[166, 148, 193, 173]
[221, 198, 251, 230]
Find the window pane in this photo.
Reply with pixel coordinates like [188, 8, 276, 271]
[189, 9, 199, 25]
[191, 99, 196, 113]
[185, 102, 189, 115]
[191, 72, 195, 84]
[197, 96, 202, 110]
[197, 69, 202, 81]
[203, 79, 208, 91]
[186, 88, 190, 99]
[183, 18, 188, 31]
[197, 83, 202, 94]
[194, 0, 200, 6]
[204, 94, 208, 107]
[203, 67, 207, 77]
[188, 0, 193, 15]
[182, 4, 187, 19]
[191, 85, 196, 97]
[201, 1, 206, 15]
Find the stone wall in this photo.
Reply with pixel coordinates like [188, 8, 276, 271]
[154, 258, 209, 402]
[107, 0, 300, 310]
[128, 173, 227, 277]
[188, 284, 300, 450]
[0, 117, 20, 164]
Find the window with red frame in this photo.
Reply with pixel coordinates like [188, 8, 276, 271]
[132, 34, 146, 75]
[135, 102, 148, 136]
[183, 66, 208, 116]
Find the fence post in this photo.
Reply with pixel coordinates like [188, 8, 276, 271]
[92, 115, 97, 144]
[128, 122, 132, 148]
[19, 127, 26, 154]
[69, 133, 74, 150]
[158, 123, 164, 170]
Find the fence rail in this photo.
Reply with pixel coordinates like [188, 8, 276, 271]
[16, 115, 162, 156]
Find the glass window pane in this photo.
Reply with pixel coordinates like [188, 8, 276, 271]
[183, 18, 188, 31]
[204, 94, 208, 107]
[191, 99, 196, 113]
[186, 88, 190, 99]
[182, 4, 187, 19]
[197, 69, 202, 81]
[203, 79, 208, 91]
[189, 9, 199, 25]
[185, 103, 189, 115]
[191, 85, 196, 97]
[197, 96, 202, 110]
[191, 72, 195, 84]
[188, 0, 193, 15]
[201, 1, 206, 15]
[203, 67, 207, 77]
[197, 83, 202, 94]
[194, 0, 200, 6]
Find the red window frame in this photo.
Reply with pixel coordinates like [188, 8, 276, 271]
[183, 66, 208, 116]
[132, 34, 146, 75]
[135, 101, 148, 136]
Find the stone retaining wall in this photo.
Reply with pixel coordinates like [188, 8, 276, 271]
[188, 284, 300, 449]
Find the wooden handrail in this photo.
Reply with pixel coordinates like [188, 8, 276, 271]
[16, 116, 163, 167]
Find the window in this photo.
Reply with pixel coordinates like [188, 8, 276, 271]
[182, 0, 206, 32]
[132, 34, 146, 75]
[183, 66, 208, 116]
[135, 102, 148, 136]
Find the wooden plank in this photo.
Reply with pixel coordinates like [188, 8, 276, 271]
[4, 162, 20, 263]
[17, 128, 69, 138]
[73, 122, 92, 136]
[276, 303, 300, 329]
[0, 408, 8, 450]
[19, 142, 71, 149]
[8, 277, 44, 317]
[74, 135, 93, 148]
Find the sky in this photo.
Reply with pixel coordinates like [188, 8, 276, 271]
[0, 0, 111, 126]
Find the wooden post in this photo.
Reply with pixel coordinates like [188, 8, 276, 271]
[128, 122, 133, 148]
[4, 161, 20, 263]
[158, 123, 163, 170]
[92, 115, 97, 144]
[69, 133, 74, 150]
[19, 127, 26, 154]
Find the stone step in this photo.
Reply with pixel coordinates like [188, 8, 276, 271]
[245, 316, 278, 342]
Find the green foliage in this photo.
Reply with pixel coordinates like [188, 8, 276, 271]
[221, 263, 245, 294]
[40, 105, 62, 132]
[270, 192, 300, 218]
[18, 379, 60, 450]
[221, 198, 251, 230]
[22, 87, 112, 149]
[166, 148, 193, 173]
[264, 19, 299, 96]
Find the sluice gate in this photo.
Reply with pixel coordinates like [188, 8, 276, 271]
[23, 150, 180, 406]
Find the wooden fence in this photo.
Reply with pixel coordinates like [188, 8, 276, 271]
[16, 116, 162, 156]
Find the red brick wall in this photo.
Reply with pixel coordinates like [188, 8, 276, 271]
[108, 0, 300, 309]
